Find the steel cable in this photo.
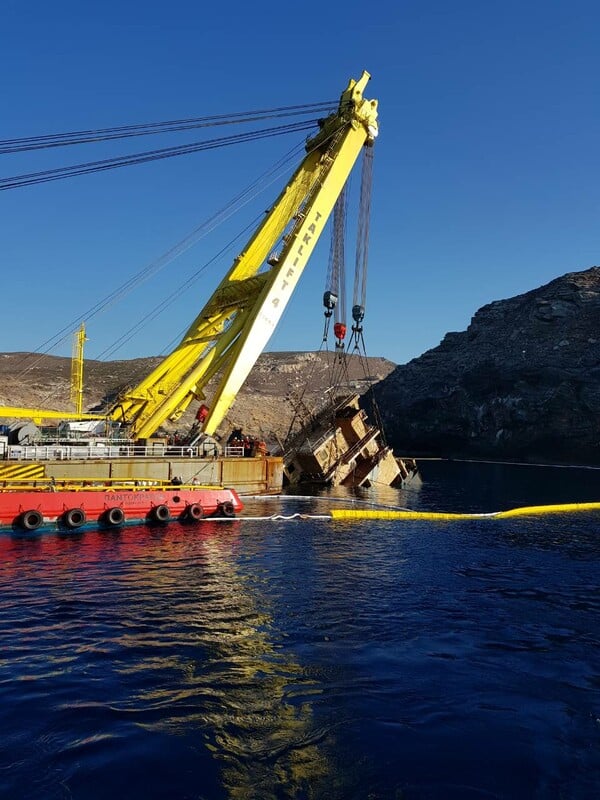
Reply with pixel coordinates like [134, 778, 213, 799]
[0, 102, 337, 154]
[352, 145, 374, 314]
[13, 140, 307, 381]
[0, 120, 319, 191]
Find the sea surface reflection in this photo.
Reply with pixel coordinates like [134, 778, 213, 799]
[1, 462, 599, 798]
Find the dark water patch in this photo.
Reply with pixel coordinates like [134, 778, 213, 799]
[417, 459, 600, 512]
[0, 465, 599, 798]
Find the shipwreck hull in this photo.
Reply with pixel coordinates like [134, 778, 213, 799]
[283, 394, 416, 488]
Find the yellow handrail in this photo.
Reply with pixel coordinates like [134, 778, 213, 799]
[0, 479, 219, 492]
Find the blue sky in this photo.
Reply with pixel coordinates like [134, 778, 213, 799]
[2, 0, 599, 366]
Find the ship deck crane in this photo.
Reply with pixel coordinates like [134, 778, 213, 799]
[0, 72, 379, 440]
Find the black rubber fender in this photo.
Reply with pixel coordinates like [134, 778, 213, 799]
[186, 502, 204, 522]
[18, 509, 44, 531]
[217, 500, 236, 518]
[102, 506, 125, 527]
[63, 507, 86, 529]
[150, 504, 170, 523]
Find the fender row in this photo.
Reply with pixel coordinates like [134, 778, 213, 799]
[14, 500, 237, 531]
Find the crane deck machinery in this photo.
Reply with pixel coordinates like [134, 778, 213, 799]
[0, 72, 405, 491]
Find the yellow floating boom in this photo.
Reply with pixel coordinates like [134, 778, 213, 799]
[331, 502, 600, 521]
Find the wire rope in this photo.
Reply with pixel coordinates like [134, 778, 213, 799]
[351, 145, 374, 324]
[95, 124, 346, 366]
[95, 213, 263, 363]
[0, 119, 319, 191]
[0, 102, 337, 154]
[13, 143, 308, 396]
[14, 119, 348, 421]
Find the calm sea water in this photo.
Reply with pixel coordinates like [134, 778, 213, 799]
[1, 461, 599, 799]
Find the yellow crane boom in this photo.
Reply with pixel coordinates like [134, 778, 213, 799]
[0, 72, 378, 439]
[111, 71, 378, 439]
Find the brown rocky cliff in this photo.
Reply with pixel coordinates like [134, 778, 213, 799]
[0, 351, 395, 445]
[375, 267, 600, 464]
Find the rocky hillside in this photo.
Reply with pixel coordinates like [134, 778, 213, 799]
[0, 350, 395, 446]
[5, 267, 599, 463]
[375, 267, 600, 464]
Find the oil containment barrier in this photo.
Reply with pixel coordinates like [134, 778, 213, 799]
[203, 500, 600, 523]
[329, 502, 600, 522]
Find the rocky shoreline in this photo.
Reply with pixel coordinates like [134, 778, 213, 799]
[375, 267, 600, 465]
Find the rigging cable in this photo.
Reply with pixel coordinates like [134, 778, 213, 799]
[14, 139, 307, 381]
[349, 143, 374, 351]
[97, 124, 348, 366]
[0, 101, 338, 154]
[95, 213, 264, 363]
[322, 184, 348, 345]
[0, 119, 320, 191]
[344, 143, 389, 446]
[283, 180, 353, 459]
[323, 183, 352, 409]
[31, 124, 350, 409]
[345, 144, 386, 436]
[283, 130, 377, 453]
[17, 119, 352, 418]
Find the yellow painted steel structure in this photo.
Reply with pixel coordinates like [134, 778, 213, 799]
[70, 322, 87, 416]
[110, 71, 378, 440]
[0, 72, 378, 440]
[0, 407, 105, 422]
[0, 463, 45, 482]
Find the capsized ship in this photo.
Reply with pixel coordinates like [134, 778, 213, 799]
[282, 394, 418, 488]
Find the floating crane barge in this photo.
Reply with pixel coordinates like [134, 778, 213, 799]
[0, 478, 243, 533]
[0, 71, 402, 526]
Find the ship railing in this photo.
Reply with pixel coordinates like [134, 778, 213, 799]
[9, 445, 118, 460]
[5, 442, 249, 461]
[224, 446, 245, 458]
[320, 426, 379, 481]
[0, 477, 216, 492]
[5, 444, 222, 461]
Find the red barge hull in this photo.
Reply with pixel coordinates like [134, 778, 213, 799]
[0, 485, 243, 532]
